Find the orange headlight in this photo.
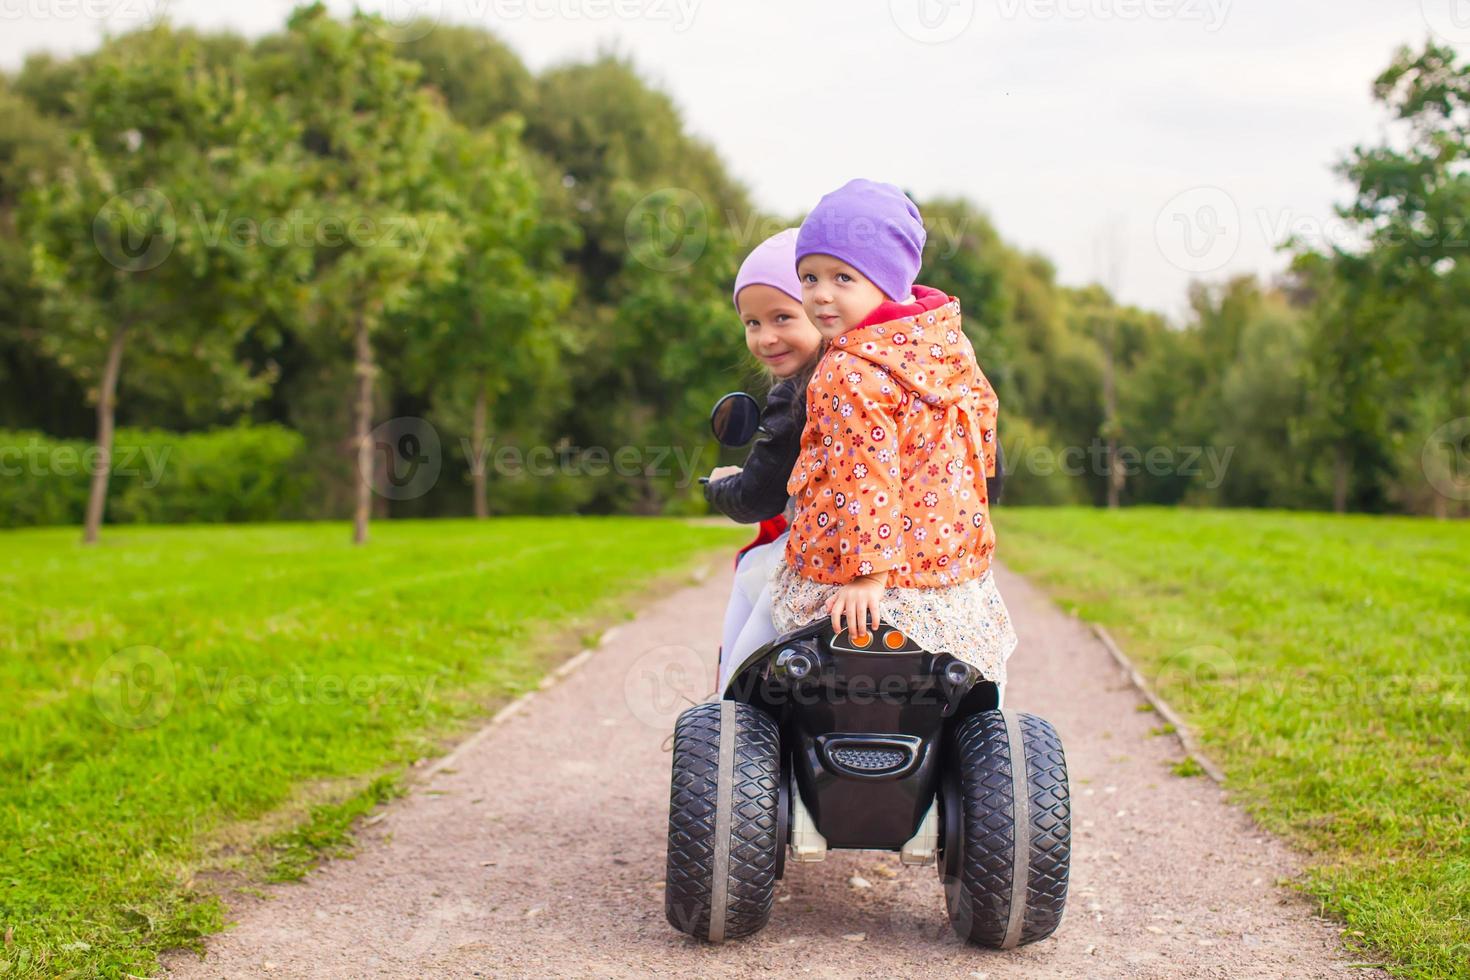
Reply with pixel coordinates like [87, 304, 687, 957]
[883, 629, 907, 650]
[850, 630, 873, 648]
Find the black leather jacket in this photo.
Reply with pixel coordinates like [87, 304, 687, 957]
[703, 377, 806, 524]
[703, 378, 1006, 521]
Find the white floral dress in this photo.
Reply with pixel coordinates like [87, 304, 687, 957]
[768, 555, 1018, 687]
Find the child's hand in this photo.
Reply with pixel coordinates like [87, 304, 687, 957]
[824, 573, 886, 639]
[708, 465, 742, 482]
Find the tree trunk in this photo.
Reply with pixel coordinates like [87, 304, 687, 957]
[1102, 311, 1121, 509]
[352, 316, 375, 545]
[82, 324, 128, 545]
[472, 372, 488, 520]
[1332, 443, 1350, 514]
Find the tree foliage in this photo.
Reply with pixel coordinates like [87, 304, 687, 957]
[3, 15, 1466, 528]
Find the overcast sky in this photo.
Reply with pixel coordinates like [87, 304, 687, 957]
[3, 0, 1461, 318]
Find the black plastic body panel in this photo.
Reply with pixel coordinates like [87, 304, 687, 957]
[725, 622, 1000, 850]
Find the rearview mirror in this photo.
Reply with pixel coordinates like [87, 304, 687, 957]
[710, 392, 761, 447]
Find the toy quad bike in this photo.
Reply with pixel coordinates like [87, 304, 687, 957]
[666, 393, 1070, 947]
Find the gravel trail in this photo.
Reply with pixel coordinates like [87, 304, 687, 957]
[162, 561, 1355, 979]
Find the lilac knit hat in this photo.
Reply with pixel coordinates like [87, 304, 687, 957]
[795, 179, 926, 301]
[732, 228, 802, 311]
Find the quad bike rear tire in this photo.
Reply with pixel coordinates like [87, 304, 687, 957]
[940, 709, 1071, 947]
[665, 700, 782, 942]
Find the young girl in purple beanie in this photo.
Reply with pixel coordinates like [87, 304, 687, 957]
[704, 229, 824, 690]
[774, 179, 1017, 702]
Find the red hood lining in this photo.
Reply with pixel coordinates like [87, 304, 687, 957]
[852, 284, 951, 330]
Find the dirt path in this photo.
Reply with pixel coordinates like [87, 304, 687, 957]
[162, 562, 1356, 979]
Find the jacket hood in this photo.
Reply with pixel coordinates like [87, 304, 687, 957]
[830, 284, 979, 409]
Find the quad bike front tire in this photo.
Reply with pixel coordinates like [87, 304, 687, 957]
[940, 709, 1071, 947]
[665, 700, 782, 942]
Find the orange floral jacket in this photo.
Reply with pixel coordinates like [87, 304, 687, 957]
[784, 285, 999, 588]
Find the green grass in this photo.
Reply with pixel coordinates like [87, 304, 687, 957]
[996, 507, 1470, 979]
[0, 517, 744, 979]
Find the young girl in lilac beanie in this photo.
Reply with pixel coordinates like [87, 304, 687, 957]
[704, 229, 824, 690]
[776, 179, 1017, 701]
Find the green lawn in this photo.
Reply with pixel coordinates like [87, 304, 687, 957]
[996, 507, 1469, 980]
[0, 518, 744, 979]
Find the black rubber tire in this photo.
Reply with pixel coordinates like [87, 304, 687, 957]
[940, 710, 1070, 947]
[664, 700, 782, 942]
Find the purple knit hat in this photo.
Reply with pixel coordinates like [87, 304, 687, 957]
[732, 228, 802, 311]
[795, 179, 926, 301]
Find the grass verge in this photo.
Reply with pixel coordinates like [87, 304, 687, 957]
[0, 517, 745, 978]
[997, 507, 1469, 979]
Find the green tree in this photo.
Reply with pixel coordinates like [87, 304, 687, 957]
[398, 117, 575, 518]
[249, 5, 462, 542]
[396, 24, 535, 129]
[0, 75, 84, 433]
[523, 54, 755, 513]
[1295, 40, 1470, 514]
[20, 25, 273, 543]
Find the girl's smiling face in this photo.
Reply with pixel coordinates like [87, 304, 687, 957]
[796, 254, 889, 340]
[737, 284, 824, 378]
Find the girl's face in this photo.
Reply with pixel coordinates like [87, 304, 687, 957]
[796, 254, 890, 340]
[737, 284, 824, 378]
